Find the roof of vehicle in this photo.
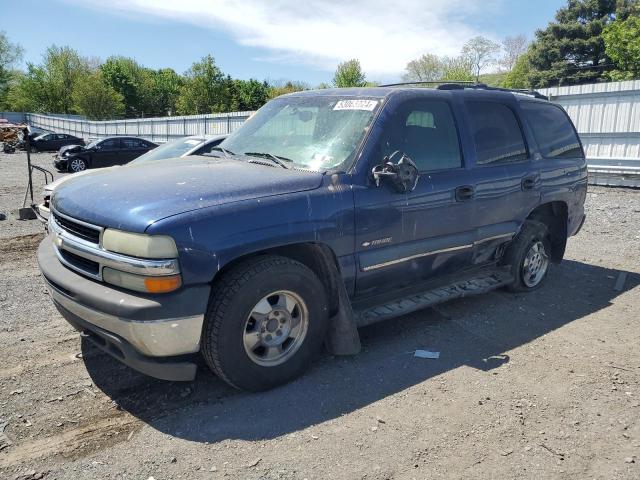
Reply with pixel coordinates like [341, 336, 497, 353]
[282, 84, 549, 102]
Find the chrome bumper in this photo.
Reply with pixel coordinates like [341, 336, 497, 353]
[47, 281, 204, 357]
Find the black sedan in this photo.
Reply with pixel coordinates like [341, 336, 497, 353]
[54, 136, 157, 172]
[31, 133, 85, 152]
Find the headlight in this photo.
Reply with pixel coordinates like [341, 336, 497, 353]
[102, 267, 182, 294]
[102, 229, 178, 259]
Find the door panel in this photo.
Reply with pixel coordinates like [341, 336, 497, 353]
[353, 97, 475, 298]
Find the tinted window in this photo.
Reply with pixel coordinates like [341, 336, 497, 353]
[382, 99, 462, 172]
[467, 101, 527, 165]
[521, 102, 583, 159]
[194, 138, 225, 155]
[122, 138, 147, 148]
[99, 139, 120, 149]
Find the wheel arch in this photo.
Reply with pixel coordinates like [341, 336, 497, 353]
[211, 242, 343, 317]
[525, 201, 568, 263]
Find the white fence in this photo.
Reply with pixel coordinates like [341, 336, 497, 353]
[539, 80, 640, 165]
[25, 111, 255, 143]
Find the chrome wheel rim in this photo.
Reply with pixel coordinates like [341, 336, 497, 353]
[243, 290, 309, 367]
[70, 159, 86, 172]
[522, 240, 549, 287]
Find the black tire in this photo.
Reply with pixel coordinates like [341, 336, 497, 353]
[201, 255, 329, 391]
[503, 220, 552, 292]
[68, 157, 88, 173]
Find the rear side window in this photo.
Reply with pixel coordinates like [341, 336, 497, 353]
[521, 102, 583, 159]
[466, 101, 528, 165]
[100, 139, 120, 149]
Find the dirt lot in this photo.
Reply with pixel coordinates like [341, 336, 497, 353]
[1, 150, 639, 480]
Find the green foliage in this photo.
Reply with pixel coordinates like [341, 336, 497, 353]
[402, 54, 474, 83]
[503, 53, 533, 88]
[603, 14, 640, 80]
[526, 0, 634, 87]
[0, 31, 24, 109]
[333, 59, 367, 87]
[6, 45, 90, 113]
[267, 81, 308, 99]
[175, 55, 226, 115]
[72, 71, 124, 120]
[479, 72, 508, 87]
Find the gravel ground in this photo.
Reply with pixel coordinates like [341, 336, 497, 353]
[1, 150, 640, 480]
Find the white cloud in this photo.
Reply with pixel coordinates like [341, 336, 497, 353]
[76, 0, 502, 77]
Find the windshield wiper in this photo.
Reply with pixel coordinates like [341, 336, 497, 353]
[209, 146, 235, 157]
[243, 152, 293, 169]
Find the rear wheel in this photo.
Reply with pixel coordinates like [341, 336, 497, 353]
[201, 255, 329, 391]
[69, 157, 87, 173]
[503, 220, 552, 292]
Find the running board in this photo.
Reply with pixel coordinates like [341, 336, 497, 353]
[354, 268, 514, 327]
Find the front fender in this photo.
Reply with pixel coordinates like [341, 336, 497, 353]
[146, 173, 356, 286]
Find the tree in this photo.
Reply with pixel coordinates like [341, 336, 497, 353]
[175, 55, 226, 115]
[603, 14, 640, 80]
[462, 36, 500, 82]
[402, 54, 444, 82]
[149, 68, 183, 116]
[333, 59, 367, 87]
[526, 0, 635, 87]
[5, 45, 89, 114]
[503, 53, 533, 88]
[101, 56, 154, 117]
[0, 31, 24, 109]
[267, 80, 308, 99]
[500, 35, 528, 71]
[72, 71, 124, 119]
[441, 56, 475, 81]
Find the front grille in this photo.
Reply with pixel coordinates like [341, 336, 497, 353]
[53, 213, 101, 244]
[59, 249, 100, 276]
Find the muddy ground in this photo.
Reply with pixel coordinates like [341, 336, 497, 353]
[1, 150, 639, 480]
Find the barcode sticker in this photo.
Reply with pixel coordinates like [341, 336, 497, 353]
[333, 99, 378, 111]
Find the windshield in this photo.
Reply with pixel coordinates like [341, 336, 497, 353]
[221, 95, 381, 171]
[86, 139, 100, 149]
[131, 137, 204, 164]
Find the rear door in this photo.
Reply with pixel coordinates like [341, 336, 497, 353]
[354, 94, 475, 298]
[463, 98, 540, 264]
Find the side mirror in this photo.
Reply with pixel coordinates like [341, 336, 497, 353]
[371, 151, 419, 193]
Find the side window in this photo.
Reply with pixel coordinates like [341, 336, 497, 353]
[521, 102, 583, 159]
[466, 101, 528, 165]
[100, 139, 119, 149]
[382, 99, 462, 172]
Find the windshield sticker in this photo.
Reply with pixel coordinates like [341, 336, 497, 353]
[184, 139, 201, 145]
[333, 99, 378, 111]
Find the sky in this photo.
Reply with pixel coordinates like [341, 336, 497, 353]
[2, 0, 565, 85]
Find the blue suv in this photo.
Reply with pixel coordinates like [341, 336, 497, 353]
[38, 84, 587, 391]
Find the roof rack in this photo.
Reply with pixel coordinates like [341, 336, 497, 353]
[436, 83, 548, 100]
[377, 80, 548, 101]
[378, 80, 476, 88]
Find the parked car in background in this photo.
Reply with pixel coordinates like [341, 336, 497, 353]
[38, 135, 226, 222]
[54, 136, 157, 172]
[130, 134, 228, 164]
[31, 133, 85, 152]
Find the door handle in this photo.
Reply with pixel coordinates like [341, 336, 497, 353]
[521, 175, 538, 191]
[455, 185, 475, 201]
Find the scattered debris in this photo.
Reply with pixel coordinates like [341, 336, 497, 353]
[10, 389, 24, 395]
[247, 458, 261, 468]
[414, 350, 440, 359]
[500, 449, 514, 456]
[625, 456, 636, 464]
[614, 272, 628, 292]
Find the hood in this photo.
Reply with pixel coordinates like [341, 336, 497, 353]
[59, 144, 84, 156]
[52, 156, 324, 232]
[44, 169, 98, 193]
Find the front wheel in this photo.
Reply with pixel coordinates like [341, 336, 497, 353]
[503, 220, 552, 292]
[201, 255, 329, 391]
[68, 157, 87, 173]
